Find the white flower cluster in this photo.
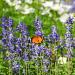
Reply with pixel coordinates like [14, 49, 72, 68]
[5, 0, 21, 6]
[41, 0, 74, 23]
[20, 5, 35, 14]
[41, 0, 72, 14]
[58, 57, 67, 64]
[5, 0, 74, 22]
[5, 0, 34, 14]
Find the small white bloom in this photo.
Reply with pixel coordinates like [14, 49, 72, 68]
[25, 0, 32, 4]
[5, 0, 21, 6]
[21, 8, 35, 14]
[42, 1, 53, 8]
[58, 57, 67, 64]
[15, 5, 21, 10]
[58, 4, 65, 14]
[14, 0, 21, 5]
[63, 5, 72, 11]
[55, 0, 60, 3]
[41, 9, 50, 15]
[5, 0, 15, 6]
[59, 14, 69, 23]
[58, 8, 65, 15]
[51, 4, 60, 11]
[19, 5, 35, 14]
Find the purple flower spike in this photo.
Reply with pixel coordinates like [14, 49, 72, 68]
[66, 16, 74, 25]
[65, 31, 72, 38]
[65, 17, 74, 58]
[12, 61, 20, 72]
[34, 17, 42, 30]
[50, 32, 59, 40]
[2, 28, 7, 36]
[66, 25, 72, 31]
[35, 30, 43, 36]
[8, 17, 13, 27]
[1, 16, 7, 23]
[51, 25, 56, 32]
[49, 25, 59, 42]
[17, 22, 28, 36]
[7, 42, 15, 53]
[2, 38, 7, 44]
[23, 53, 29, 61]
[15, 46, 22, 54]
[1, 17, 13, 27]
[37, 45, 44, 54]
[17, 22, 27, 31]
[46, 50, 52, 56]
[15, 38, 21, 45]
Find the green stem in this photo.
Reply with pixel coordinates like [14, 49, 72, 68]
[8, 60, 12, 75]
[40, 60, 42, 75]
[37, 58, 38, 75]
[25, 62, 27, 75]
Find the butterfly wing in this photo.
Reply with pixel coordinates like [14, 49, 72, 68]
[31, 36, 43, 44]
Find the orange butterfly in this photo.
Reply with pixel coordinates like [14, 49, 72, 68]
[31, 36, 43, 44]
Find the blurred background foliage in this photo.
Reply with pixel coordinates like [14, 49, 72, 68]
[0, 0, 74, 38]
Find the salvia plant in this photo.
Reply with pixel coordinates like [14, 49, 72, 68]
[0, 16, 75, 75]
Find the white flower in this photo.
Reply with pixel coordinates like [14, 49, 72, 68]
[58, 57, 67, 64]
[21, 7, 35, 14]
[63, 5, 72, 11]
[59, 14, 69, 23]
[5, 0, 21, 6]
[41, 8, 50, 15]
[58, 7, 65, 15]
[25, 0, 32, 4]
[55, 0, 60, 3]
[58, 4, 65, 14]
[51, 4, 60, 11]
[15, 5, 21, 10]
[15, 4, 35, 14]
[42, 1, 53, 8]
